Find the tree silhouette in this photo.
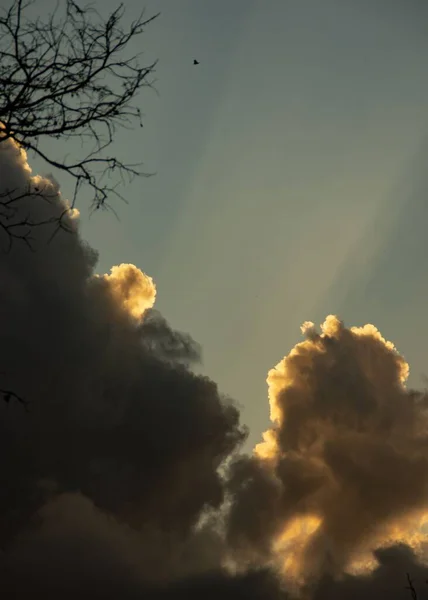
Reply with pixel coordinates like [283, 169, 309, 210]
[0, 0, 159, 406]
[0, 0, 159, 246]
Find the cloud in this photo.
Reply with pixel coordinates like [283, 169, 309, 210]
[1, 133, 428, 599]
[1, 492, 149, 598]
[313, 544, 428, 600]
[226, 315, 428, 590]
[0, 135, 247, 593]
[96, 263, 157, 320]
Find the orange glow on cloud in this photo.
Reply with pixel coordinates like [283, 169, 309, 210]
[100, 263, 157, 320]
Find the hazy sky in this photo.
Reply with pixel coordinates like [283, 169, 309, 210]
[28, 0, 428, 449]
[5, 1, 428, 596]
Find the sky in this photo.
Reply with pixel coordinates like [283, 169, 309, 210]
[2, 0, 428, 598]
[24, 0, 428, 449]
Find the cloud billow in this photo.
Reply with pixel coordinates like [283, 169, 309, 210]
[0, 135, 246, 595]
[1, 135, 428, 599]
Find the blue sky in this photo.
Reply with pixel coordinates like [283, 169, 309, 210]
[27, 0, 428, 449]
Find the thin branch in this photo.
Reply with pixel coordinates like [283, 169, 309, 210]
[0, 0, 158, 229]
[0, 183, 70, 251]
[406, 573, 418, 600]
[0, 388, 29, 412]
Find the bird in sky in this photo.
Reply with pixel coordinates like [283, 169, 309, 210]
[193, 59, 199, 65]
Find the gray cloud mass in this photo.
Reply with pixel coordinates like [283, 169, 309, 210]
[1, 135, 428, 599]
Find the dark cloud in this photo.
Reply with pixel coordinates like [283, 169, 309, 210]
[313, 544, 428, 600]
[1, 135, 428, 599]
[0, 136, 246, 591]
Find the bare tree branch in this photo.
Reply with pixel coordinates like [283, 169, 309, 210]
[0, 387, 29, 412]
[406, 573, 418, 600]
[0, 0, 158, 218]
[0, 0, 159, 407]
[0, 181, 72, 251]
